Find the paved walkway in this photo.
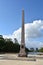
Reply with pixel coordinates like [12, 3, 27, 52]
[0, 54, 36, 61]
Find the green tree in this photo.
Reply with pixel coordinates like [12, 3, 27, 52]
[39, 47, 43, 52]
[0, 35, 29, 53]
[0, 35, 5, 52]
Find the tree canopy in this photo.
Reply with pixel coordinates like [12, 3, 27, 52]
[0, 35, 29, 53]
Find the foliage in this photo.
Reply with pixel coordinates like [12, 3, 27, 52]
[0, 35, 29, 53]
[39, 47, 43, 52]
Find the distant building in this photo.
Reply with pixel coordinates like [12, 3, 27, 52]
[36, 48, 39, 52]
[30, 48, 34, 52]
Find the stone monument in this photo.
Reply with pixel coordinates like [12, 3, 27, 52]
[18, 10, 27, 57]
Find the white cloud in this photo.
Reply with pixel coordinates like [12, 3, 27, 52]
[40, 26, 43, 29]
[3, 20, 43, 48]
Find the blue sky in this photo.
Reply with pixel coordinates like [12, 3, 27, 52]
[0, 0, 43, 35]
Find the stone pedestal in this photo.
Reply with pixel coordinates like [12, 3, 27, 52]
[18, 44, 27, 57]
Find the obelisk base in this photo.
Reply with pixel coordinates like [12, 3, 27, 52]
[18, 53, 27, 57]
[18, 48, 27, 57]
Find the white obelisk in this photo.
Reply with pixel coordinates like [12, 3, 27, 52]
[18, 10, 27, 57]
